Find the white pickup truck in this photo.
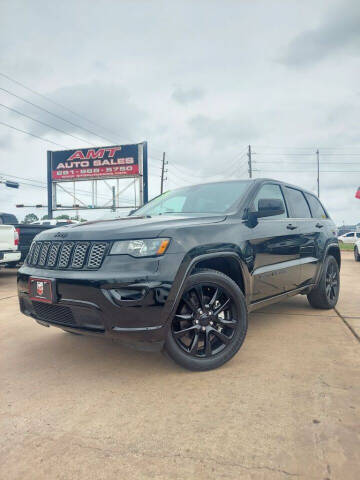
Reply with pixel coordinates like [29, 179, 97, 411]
[0, 225, 21, 266]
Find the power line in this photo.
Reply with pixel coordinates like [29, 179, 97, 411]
[0, 172, 143, 203]
[253, 152, 360, 157]
[0, 71, 122, 139]
[0, 71, 166, 158]
[0, 86, 118, 146]
[252, 145, 360, 151]
[0, 85, 165, 164]
[0, 102, 97, 146]
[0, 119, 68, 148]
[253, 153, 316, 156]
[253, 169, 360, 173]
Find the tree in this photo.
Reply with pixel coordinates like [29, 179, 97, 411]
[23, 213, 39, 224]
[41, 214, 49, 220]
[55, 214, 70, 220]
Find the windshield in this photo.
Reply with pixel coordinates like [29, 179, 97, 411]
[133, 181, 252, 216]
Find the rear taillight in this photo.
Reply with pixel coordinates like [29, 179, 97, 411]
[14, 228, 20, 247]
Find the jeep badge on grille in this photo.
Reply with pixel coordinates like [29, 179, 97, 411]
[36, 282, 44, 296]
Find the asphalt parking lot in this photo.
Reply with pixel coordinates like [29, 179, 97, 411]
[1, 252, 359, 480]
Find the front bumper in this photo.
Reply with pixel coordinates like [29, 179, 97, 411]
[0, 251, 21, 264]
[18, 253, 185, 350]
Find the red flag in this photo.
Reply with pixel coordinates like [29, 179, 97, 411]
[356, 187, 360, 199]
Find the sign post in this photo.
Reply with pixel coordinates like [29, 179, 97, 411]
[47, 151, 53, 219]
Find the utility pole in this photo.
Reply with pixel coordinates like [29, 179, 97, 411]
[160, 152, 167, 194]
[247, 145, 252, 179]
[111, 186, 116, 212]
[316, 149, 320, 197]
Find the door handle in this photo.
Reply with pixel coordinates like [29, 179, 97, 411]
[286, 224, 298, 230]
[315, 223, 323, 228]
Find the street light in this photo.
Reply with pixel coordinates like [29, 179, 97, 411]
[0, 177, 19, 189]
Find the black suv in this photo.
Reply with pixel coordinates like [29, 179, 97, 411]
[18, 179, 340, 371]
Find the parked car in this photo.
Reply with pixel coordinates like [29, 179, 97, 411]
[337, 224, 360, 237]
[0, 213, 67, 266]
[338, 231, 359, 244]
[0, 224, 20, 267]
[18, 179, 340, 371]
[31, 219, 79, 226]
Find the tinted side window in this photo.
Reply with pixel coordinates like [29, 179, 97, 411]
[285, 188, 311, 218]
[346, 233, 354, 237]
[2, 214, 17, 225]
[253, 184, 287, 218]
[305, 194, 327, 219]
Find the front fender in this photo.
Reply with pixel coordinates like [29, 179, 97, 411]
[162, 247, 249, 327]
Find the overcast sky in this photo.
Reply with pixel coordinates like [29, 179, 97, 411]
[1, 0, 360, 224]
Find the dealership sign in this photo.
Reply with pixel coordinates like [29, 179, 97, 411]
[46, 141, 148, 218]
[50, 143, 140, 181]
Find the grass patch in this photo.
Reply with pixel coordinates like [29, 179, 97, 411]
[339, 243, 355, 251]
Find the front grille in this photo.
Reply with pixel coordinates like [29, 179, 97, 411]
[32, 242, 42, 265]
[47, 242, 61, 267]
[32, 301, 75, 326]
[26, 240, 109, 270]
[58, 241, 74, 268]
[88, 243, 108, 269]
[38, 242, 51, 266]
[72, 242, 90, 269]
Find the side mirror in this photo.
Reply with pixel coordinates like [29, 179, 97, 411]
[257, 198, 285, 218]
[247, 198, 285, 227]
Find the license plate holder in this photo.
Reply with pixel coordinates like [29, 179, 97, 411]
[29, 277, 56, 303]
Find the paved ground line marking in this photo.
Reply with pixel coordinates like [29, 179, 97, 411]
[0, 295, 17, 301]
[335, 307, 360, 343]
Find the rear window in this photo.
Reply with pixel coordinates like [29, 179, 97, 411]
[0, 214, 17, 225]
[284, 188, 311, 218]
[304, 194, 327, 219]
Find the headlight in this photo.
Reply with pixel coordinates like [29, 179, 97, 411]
[110, 238, 170, 257]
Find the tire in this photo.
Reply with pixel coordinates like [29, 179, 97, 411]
[164, 269, 248, 371]
[354, 247, 360, 262]
[307, 255, 340, 309]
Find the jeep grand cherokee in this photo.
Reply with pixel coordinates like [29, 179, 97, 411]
[18, 179, 340, 371]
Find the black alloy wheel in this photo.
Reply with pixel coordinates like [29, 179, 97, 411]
[325, 262, 339, 302]
[172, 284, 236, 357]
[307, 255, 340, 309]
[164, 269, 248, 371]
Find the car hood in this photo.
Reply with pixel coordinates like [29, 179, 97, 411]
[37, 214, 227, 241]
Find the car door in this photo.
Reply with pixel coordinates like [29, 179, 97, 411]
[303, 192, 334, 284]
[247, 183, 301, 303]
[283, 187, 320, 288]
[344, 232, 355, 244]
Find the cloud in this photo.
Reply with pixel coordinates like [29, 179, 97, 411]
[1, 0, 360, 224]
[172, 87, 205, 105]
[0, 131, 12, 150]
[281, 0, 360, 67]
[188, 114, 259, 148]
[10, 82, 147, 146]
